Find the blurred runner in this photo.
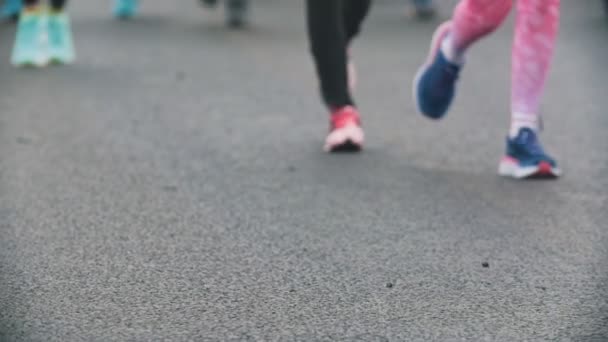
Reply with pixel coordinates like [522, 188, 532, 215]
[410, 0, 435, 19]
[413, 0, 562, 179]
[1, 0, 21, 20]
[200, 0, 250, 28]
[113, 0, 137, 19]
[306, 0, 370, 152]
[11, 0, 74, 66]
[113, 0, 249, 28]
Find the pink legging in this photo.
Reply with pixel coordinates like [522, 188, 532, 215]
[450, 0, 560, 116]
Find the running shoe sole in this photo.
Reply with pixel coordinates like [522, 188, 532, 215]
[324, 125, 364, 153]
[12, 54, 49, 68]
[49, 57, 73, 65]
[498, 157, 562, 179]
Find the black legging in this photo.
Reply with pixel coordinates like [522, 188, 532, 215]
[23, 0, 67, 11]
[306, 0, 372, 109]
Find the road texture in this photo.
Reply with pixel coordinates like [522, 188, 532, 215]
[1, 1, 607, 341]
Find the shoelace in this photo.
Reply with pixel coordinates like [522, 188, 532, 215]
[331, 109, 360, 129]
[517, 129, 546, 157]
[430, 55, 460, 89]
[439, 62, 460, 82]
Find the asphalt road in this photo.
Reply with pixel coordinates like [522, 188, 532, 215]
[1, 1, 607, 341]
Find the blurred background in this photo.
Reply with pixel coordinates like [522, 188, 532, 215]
[1, 1, 607, 341]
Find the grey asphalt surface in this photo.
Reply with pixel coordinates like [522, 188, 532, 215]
[1, 1, 607, 341]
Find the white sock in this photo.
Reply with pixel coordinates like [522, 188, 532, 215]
[440, 34, 465, 66]
[510, 112, 540, 138]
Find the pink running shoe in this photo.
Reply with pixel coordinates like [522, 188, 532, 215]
[324, 106, 364, 153]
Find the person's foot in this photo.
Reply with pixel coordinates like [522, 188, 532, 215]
[1, 0, 21, 20]
[410, 0, 436, 19]
[324, 106, 364, 153]
[225, 0, 248, 28]
[48, 11, 75, 64]
[498, 128, 562, 179]
[113, 0, 138, 19]
[200, 0, 218, 9]
[11, 9, 47, 67]
[413, 21, 461, 120]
